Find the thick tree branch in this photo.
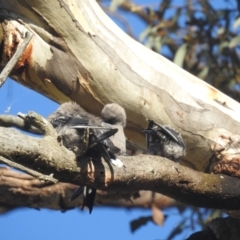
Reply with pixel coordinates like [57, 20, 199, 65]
[18, 111, 57, 136]
[0, 124, 240, 210]
[0, 114, 41, 134]
[0, 167, 178, 212]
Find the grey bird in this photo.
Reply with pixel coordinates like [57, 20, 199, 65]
[47, 102, 119, 158]
[47, 102, 126, 213]
[142, 120, 186, 162]
[101, 103, 127, 155]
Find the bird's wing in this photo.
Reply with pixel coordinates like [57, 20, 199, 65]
[104, 138, 121, 155]
[82, 186, 96, 214]
[142, 120, 155, 151]
[51, 116, 89, 128]
[155, 123, 185, 148]
[50, 116, 69, 128]
[67, 117, 89, 126]
[96, 128, 118, 142]
[143, 120, 185, 148]
[69, 186, 84, 202]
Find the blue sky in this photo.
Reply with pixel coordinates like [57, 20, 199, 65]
[0, 0, 231, 239]
[0, 205, 190, 240]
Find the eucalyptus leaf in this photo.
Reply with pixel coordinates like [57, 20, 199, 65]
[229, 36, 240, 48]
[197, 67, 209, 79]
[173, 43, 188, 67]
[233, 17, 240, 29]
[109, 0, 125, 12]
[217, 27, 225, 35]
[139, 26, 152, 42]
[219, 41, 229, 53]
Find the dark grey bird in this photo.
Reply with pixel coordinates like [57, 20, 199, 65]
[142, 120, 186, 162]
[47, 102, 126, 213]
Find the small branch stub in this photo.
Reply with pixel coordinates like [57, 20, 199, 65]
[18, 111, 58, 137]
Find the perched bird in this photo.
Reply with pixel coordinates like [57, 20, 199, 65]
[47, 102, 118, 158]
[47, 102, 126, 213]
[142, 120, 186, 162]
[101, 103, 127, 155]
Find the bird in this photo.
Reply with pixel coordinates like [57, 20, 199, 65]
[142, 120, 186, 162]
[47, 102, 118, 158]
[101, 103, 127, 156]
[47, 102, 126, 213]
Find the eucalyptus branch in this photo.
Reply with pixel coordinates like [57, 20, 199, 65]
[0, 124, 240, 210]
[0, 114, 41, 134]
[18, 111, 57, 136]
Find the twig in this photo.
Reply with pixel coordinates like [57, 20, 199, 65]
[0, 31, 33, 88]
[0, 156, 58, 184]
[0, 114, 42, 134]
[18, 111, 57, 137]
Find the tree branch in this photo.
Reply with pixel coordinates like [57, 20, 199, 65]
[0, 114, 41, 134]
[18, 111, 57, 136]
[0, 167, 179, 212]
[0, 122, 240, 210]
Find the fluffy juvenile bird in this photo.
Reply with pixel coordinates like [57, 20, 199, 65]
[143, 120, 186, 162]
[47, 102, 119, 158]
[47, 102, 126, 213]
[101, 103, 127, 155]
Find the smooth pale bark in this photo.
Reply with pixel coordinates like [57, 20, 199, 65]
[0, 0, 240, 172]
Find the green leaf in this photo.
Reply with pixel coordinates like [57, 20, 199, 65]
[109, 0, 125, 12]
[217, 27, 225, 35]
[229, 36, 240, 48]
[173, 43, 188, 67]
[139, 26, 152, 42]
[145, 35, 154, 48]
[154, 36, 162, 52]
[197, 67, 209, 79]
[218, 41, 229, 53]
[233, 17, 240, 29]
